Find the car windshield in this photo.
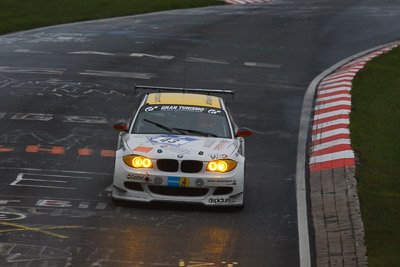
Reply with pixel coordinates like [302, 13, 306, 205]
[132, 105, 232, 138]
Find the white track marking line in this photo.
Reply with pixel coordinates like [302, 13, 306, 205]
[0, 167, 112, 175]
[185, 57, 228, 64]
[14, 49, 52, 54]
[130, 53, 174, 60]
[79, 70, 156, 79]
[69, 51, 115, 56]
[95, 203, 107, 210]
[0, 200, 21, 205]
[78, 202, 90, 209]
[10, 173, 80, 190]
[244, 62, 282, 68]
[21, 173, 93, 179]
[0, 66, 64, 75]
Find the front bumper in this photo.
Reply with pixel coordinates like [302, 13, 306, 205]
[112, 157, 244, 207]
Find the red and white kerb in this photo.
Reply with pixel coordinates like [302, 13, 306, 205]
[309, 44, 399, 172]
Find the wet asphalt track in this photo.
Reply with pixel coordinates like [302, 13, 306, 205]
[0, 0, 399, 266]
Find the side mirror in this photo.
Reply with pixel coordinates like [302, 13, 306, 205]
[113, 120, 128, 132]
[236, 127, 252, 137]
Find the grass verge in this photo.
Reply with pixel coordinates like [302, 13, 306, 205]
[0, 0, 224, 35]
[350, 45, 400, 267]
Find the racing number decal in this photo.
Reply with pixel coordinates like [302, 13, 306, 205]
[159, 137, 181, 144]
[149, 135, 197, 147]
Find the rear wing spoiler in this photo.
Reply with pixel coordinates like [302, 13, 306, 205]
[134, 84, 235, 99]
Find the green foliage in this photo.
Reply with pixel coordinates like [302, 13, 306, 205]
[0, 0, 224, 35]
[350, 46, 400, 267]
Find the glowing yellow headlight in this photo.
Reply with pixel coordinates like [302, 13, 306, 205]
[143, 158, 152, 168]
[123, 155, 153, 168]
[133, 157, 142, 167]
[217, 161, 227, 172]
[207, 160, 237, 173]
[208, 162, 218, 171]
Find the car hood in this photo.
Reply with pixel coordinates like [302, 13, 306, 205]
[125, 134, 239, 161]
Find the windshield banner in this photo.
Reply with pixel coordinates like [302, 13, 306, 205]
[144, 105, 223, 115]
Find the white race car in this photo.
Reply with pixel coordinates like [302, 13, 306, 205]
[112, 86, 252, 207]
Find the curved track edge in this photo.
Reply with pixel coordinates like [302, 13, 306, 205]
[296, 40, 400, 267]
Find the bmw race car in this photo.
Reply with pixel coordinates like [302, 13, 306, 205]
[112, 85, 252, 207]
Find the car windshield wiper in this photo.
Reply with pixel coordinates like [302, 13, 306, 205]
[143, 119, 187, 135]
[144, 119, 173, 133]
[172, 127, 218, 137]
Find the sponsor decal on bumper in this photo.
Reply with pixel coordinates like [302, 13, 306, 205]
[167, 176, 190, 187]
[208, 197, 232, 204]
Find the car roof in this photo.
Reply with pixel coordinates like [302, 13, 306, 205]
[145, 92, 221, 109]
